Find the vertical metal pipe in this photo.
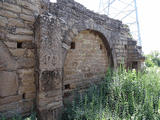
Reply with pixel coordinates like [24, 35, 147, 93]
[134, 0, 142, 46]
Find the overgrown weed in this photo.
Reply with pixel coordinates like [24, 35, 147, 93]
[62, 67, 160, 120]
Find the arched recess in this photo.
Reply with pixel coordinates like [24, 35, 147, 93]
[62, 29, 113, 102]
[62, 20, 117, 69]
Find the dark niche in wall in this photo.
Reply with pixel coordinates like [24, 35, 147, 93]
[17, 42, 22, 48]
[71, 42, 75, 49]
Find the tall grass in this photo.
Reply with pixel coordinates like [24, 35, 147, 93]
[1, 67, 160, 120]
[62, 67, 160, 120]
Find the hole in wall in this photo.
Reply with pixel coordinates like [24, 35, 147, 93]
[132, 61, 138, 69]
[125, 45, 127, 49]
[22, 93, 26, 99]
[65, 84, 71, 89]
[41, 5, 44, 9]
[71, 42, 75, 49]
[17, 42, 22, 48]
[100, 44, 103, 50]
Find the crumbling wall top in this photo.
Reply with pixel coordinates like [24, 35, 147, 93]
[49, 0, 124, 31]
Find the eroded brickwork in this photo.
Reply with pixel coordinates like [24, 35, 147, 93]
[0, 0, 144, 119]
[63, 30, 109, 100]
[0, 0, 45, 117]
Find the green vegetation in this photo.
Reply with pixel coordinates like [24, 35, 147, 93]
[0, 112, 36, 120]
[145, 51, 160, 67]
[62, 66, 160, 120]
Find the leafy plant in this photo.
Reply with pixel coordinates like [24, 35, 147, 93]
[145, 51, 160, 67]
[62, 67, 160, 120]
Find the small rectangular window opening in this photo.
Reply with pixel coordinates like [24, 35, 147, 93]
[132, 61, 138, 69]
[125, 45, 127, 50]
[17, 42, 22, 48]
[71, 42, 75, 49]
[22, 93, 26, 99]
[100, 44, 103, 50]
[65, 84, 70, 89]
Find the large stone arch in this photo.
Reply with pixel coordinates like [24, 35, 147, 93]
[62, 20, 117, 68]
[62, 28, 114, 104]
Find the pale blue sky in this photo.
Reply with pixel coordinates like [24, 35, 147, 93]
[51, 0, 160, 54]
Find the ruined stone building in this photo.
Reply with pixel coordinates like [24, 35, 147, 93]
[0, 0, 144, 119]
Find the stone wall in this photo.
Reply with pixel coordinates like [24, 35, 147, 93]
[0, 0, 43, 117]
[0, 0, 144, 119]
[63, 30, 109, 103]
[34, 1, 144, 119]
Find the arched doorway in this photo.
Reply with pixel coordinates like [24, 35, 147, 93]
[63, 30, 112, 102]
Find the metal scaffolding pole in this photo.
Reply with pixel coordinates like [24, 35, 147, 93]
[99, 0, 142, 46]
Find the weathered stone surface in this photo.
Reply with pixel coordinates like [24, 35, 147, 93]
[16, 28, 33, 35]
[9, 49, 26, 57]
[19, 84, 36, 94]
[22, 8, 33, 15]
[20, 1, 39, 12]
[0, 100, 34, 116]
[40, 70, 62, 92]
[17, 58, 34, 68]
[2, 2, 21, 13]
[7, 34, 33, 41]
[8, 18, 24, 27]
[0, 71, 18, 97]
[0, 0, 40, 118]
[18, 69, 36, 95]
[26, 49, 35, 58]
[63, 30, 109, 96]
[20, 14, 35, 22]
[4, 41, 17, 48]
[0, 41, 17, 71]
[0, 10, 18, 18]
[18, 69, 34, 83]
[0, 0, 144, 119]
[0, 95, 22, 105]
[0, 16, 8, 27]
[0, 102, 18, 113]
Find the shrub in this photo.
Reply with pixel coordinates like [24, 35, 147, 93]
[62, 67, 160, 120]
[0, 112, 36, 120]
[145, 51, 160, 67]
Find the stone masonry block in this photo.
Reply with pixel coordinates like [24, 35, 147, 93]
[4, 41, 17, 48]
[0, 71, 18, 97]
[7, 34, 33, 42]
[18, 69, 34, 83]
[16, 28, 33, 35]
[0, 10, 18, 18]
[20, 1, 39, 12]
[17, 58, 34, 68]
[0, 95, 22, 105]
[0, 16, 8, 27]
[9, 49, 26, 57]
[8, 18, 24, 27]
[20, 14, 35, 22]
[2, 2, 21, 13]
